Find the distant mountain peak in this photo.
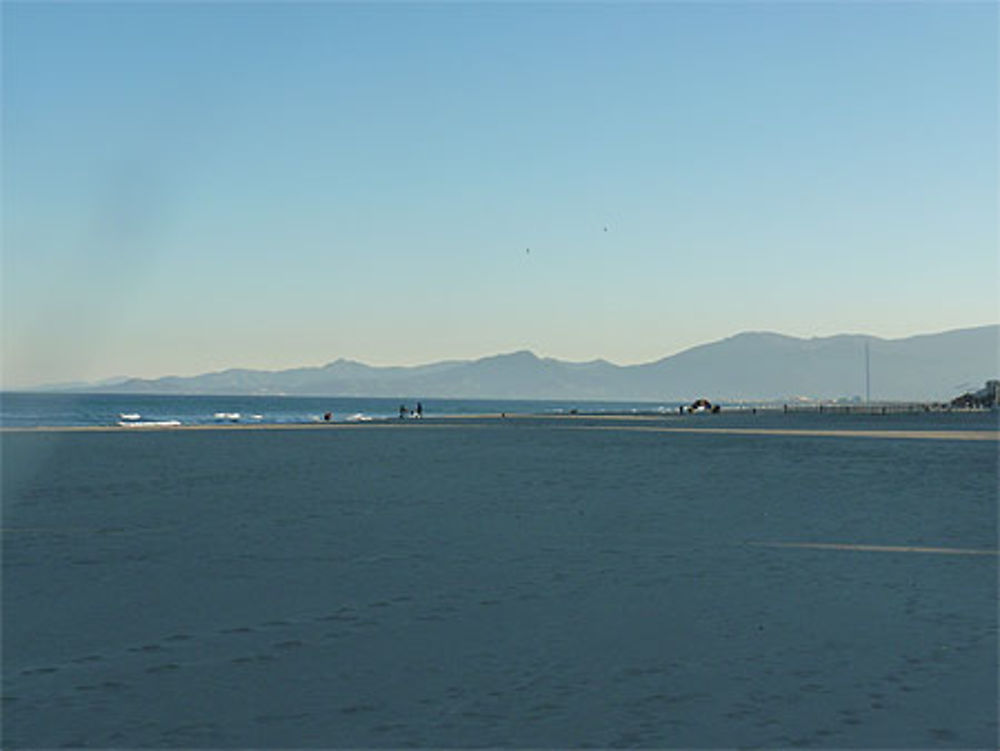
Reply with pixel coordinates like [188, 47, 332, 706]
[725, 331, 798, 342]
[477, 350, 539, 363]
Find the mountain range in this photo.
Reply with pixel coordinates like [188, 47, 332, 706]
[57, 325, 998, 402]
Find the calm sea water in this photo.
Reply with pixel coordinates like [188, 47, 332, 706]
[0, 392, 681, 428]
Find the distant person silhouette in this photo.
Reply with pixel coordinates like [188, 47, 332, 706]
[399, 404, 406, 419]
[416, 402, 423, 418]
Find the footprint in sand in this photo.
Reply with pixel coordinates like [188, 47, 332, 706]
[20, 666, 59, 676]
[220, 626, 255, 634]
[145, 663, 180, 674]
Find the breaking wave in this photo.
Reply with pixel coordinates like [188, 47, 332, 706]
[118, 420, 182, 428]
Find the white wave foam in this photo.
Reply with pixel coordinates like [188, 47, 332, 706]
[346, 413, 372, 422]
[118, 420, 182, 428]
[214, 412, 241, 421]
[119, 413, 141, 421]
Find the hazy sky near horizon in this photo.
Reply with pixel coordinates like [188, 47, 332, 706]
[3, 1, 997, 387]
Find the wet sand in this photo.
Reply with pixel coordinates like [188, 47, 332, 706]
[3, 412, 998, 443]
[3, 419, 997, 747]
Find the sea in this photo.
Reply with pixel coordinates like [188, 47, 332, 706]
[0, 392, 686, 428]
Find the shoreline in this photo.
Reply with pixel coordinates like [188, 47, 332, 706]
[2, 414, 997, 442]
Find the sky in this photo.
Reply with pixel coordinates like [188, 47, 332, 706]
[2, 1, 997, 388]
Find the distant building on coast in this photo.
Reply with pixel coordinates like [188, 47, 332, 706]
[950, 380, 999, 409]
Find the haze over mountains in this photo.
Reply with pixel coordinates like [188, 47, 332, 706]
[51, 326, 998, 402]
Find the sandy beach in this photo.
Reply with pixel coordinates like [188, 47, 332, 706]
[3, 417, 997, 748]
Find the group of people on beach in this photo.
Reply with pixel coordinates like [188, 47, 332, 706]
[399, 402, 423, 419]
[319, 402, 423, 422]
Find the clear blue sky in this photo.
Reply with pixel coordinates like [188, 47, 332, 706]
[3, 1, 997, 387]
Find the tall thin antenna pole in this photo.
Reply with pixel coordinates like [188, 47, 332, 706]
[865, 341, 871, 404]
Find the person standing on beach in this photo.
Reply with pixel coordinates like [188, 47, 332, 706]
[399, 404, 406, 419]
[416, 402, 423, 418]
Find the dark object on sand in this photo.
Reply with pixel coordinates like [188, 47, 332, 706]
[687, 398, 719, 414]
[951, 380, 999, 409]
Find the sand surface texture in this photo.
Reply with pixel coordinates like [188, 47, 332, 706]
[3, 418, 997, 748]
